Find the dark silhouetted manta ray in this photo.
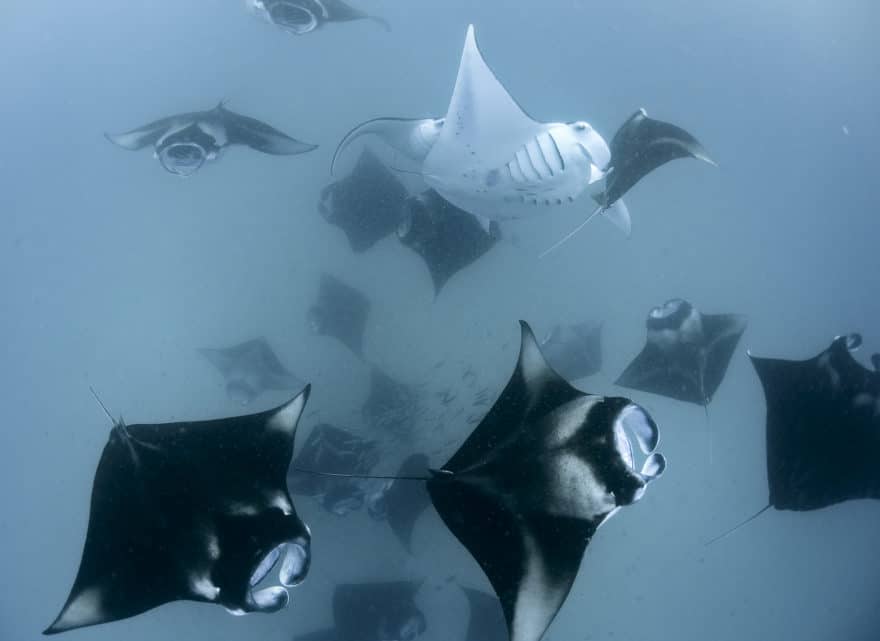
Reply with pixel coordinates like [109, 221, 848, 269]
[287, 423, 380, 516]
[198, 337, 305, 406]
[319, 148, 409, 253]
[616, 299, 747, 406]
[294, 580, 425, 641]
[308, 274, 371, 358]
[397, 189, 501, 296]
[45, 387, 313, 635]
[710, 334, 880, 543]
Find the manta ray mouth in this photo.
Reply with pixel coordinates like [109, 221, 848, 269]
[612, 404, 666, 504]
[158, 142, 207, 177]
[240, 537, 311, 613]
[266, 2, 319, 34]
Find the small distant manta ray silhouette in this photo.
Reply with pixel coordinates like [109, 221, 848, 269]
[307, 273, 372, 359]
[105, 100, 317, 176]
[294, 321, 666, 641]
[319, 148, 410, 253]
[294, 580, 425, 641]
[45, 387, 313, 635]
[709, 333, 880, 544]
[331, 25, 714, 254]
[287, 423, 381, 516]
[616, 299, 747, 407]
[198, 337, 306, 406]
[397, 189, 501, 296]
[246, 0, 390, 35]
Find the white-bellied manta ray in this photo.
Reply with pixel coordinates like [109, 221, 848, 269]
[45, 387, 313, 635]
[105, 101, 317, 176]
[331, 25, 714, 246]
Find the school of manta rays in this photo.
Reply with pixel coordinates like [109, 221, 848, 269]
[44, 2, 880, 640]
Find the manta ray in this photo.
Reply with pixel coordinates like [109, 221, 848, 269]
[616, 299, 747, 406]
[105, 101, 316, 176]
[425, 321, 666, 641]
[331, 25, 713, 240]
[319, 148, 410, 253]
[307, 274, 371, 358]
[398, 189, 501, 296]
[198, 337, 305, 406]
[246, 0, 390, 35]
[294, 581, 425, 641]
[45, 388, 313, 635]
[709, 334, 880, 543]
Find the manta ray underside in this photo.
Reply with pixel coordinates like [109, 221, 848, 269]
[426, 321, 666, 641]
[45, 388, 313, 635]
[616, 298, 747, 406]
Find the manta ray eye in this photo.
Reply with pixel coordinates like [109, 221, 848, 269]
[157, 142, 206, 177]
[268, 2, 318, 34]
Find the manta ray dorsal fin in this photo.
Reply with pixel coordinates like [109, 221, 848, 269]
[424, 25, 544, 181]
[269, 385, 311, 434]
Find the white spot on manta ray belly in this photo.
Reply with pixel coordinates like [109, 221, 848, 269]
[189, 573, 220, 601]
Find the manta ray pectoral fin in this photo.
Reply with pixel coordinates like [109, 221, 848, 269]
[331, 117, 442, 175]
[104, 116, 176, 151]
[600, 199, 631, 237]
[222, 111, 318, 156]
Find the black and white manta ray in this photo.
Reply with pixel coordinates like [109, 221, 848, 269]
[751, 333, 880, 512]
[397, 189, 501, 296]
[247, 0, 390, 36]
[596, 108, 716, 215]
[426, 321, 666, 641]
[319, 149, 409, 253]
[287, 423, 381, 516]
[308, 274, 371, 358]
[539, 322, 602, 381]
[294, 581, 426, 641]
[199, 337, 305, 406]
[45, 388, 313, 635]
[616, 299, 747, 406]
[332, 25, 712, 242]
[105, 101, 317, 176]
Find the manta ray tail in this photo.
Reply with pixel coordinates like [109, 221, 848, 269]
[539, 205, 604, 258]
[705, 504, 772, 546]
[289, 468, 431, 482]
[539, 198, 632, 258]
